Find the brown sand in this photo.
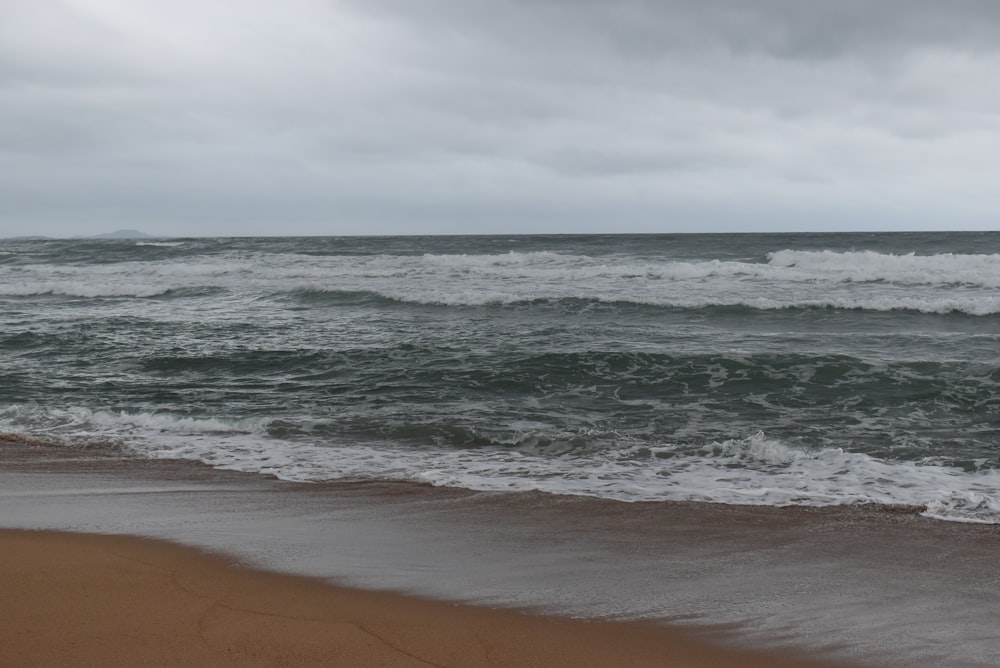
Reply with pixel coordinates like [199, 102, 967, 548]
[0, 529, 849, 668]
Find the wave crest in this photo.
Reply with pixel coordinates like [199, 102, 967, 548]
[768, 249, 1000, 287]
[5, 405, 999, 524]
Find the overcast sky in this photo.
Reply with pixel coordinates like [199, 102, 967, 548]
[3, 0, 1000, 237]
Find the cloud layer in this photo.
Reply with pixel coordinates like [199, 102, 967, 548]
[3, 0, 1000, 236]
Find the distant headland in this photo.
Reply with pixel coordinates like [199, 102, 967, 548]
[2, 230, 159, 240]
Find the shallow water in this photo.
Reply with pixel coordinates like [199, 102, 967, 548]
[2, 444, 997, 667]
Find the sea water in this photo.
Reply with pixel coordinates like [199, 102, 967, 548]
[2, 232, 999, 523]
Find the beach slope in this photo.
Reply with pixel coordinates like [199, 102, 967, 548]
[1, 529, 843, 668]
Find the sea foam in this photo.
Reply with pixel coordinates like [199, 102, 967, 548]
[5, 248, 1000, 315]
[5, 406, 998, 524]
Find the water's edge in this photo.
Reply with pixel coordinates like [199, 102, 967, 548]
[3, 440, 998, 668]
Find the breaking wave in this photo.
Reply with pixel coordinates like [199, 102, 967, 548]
[768, 250, 1000, 287]
[3, 406, 999, 524]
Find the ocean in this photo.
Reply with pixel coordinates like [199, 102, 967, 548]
[3, 231, 1000, 524]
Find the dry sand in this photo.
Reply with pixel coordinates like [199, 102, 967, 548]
[0, 529, 849, 668]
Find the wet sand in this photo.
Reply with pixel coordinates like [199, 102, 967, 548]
[1, 529, 846, 667]
[2, 438, 998, 667]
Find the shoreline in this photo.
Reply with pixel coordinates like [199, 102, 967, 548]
[3, 439, 999, 666]
[0, 529, 847, 667]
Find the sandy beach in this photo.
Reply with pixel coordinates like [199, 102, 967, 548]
[1, 529, 846, 668]
[3, 439, 998, 667]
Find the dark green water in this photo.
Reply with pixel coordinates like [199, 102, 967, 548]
[2, 232, 999, 521]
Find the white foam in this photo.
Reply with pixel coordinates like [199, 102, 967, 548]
[923, 491, 1000, 524]
[6, 406, 998, 524]
[602, 294, 1000, 316]
[0, 405, 263, 436]
[0, 281, 176, 298]
[768, 249, 1000, 288]
[83, 409, 262, 435]
[421, 250, 574, 267]
[5, 249, 999, 315]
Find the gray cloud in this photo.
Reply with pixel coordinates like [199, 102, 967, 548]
[2, 0, 1000, 237]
